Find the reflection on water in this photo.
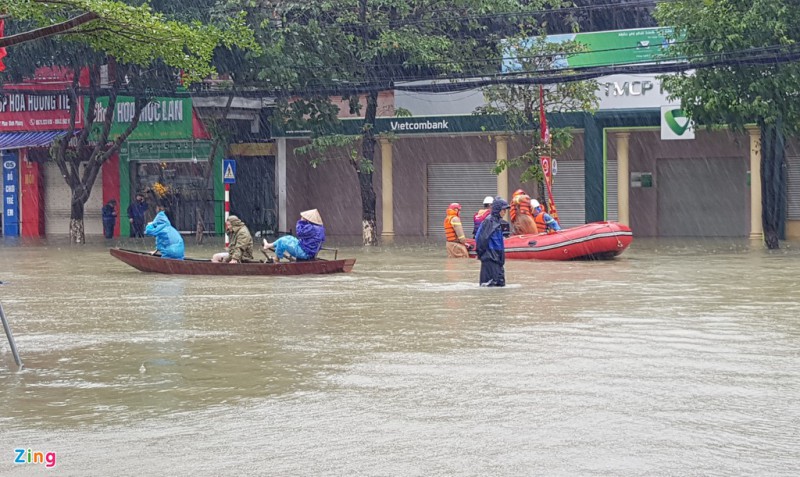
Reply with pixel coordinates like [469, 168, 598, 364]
[1, 237, 799, 476]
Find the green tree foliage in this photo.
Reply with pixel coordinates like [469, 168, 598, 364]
[655, 0, 800, 249]
[1, 0, 252, 81]
[223, 0, 567, 245]
[476, 35, 598, 202]
[547, 0, 656, 34]
[1, 1, 254, 243]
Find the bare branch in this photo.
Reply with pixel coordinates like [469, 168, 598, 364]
[0, 12, 99, 48]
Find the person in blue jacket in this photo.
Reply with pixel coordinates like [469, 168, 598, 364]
[530, 199, 562, 233]
[296, 209, 325, 259]
[262, 209, 326, 262]
[475, 196, 510, 287]
[144, 208, 185, 260]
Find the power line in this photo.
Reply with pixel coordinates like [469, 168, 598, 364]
[2, 41, 798, 97]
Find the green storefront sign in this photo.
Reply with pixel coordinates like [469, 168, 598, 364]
[86, 96, 193, 141]
[118, 140, 213, 162]
[273, 114, 580, 138]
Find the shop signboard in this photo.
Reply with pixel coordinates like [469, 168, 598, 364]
[119, 140, 212, 162]
[87, 96, 193, 141]
[3, 152, 19, 236]
[0, 92, 83, 132]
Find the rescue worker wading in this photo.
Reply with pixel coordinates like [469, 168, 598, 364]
[473, 196, 494, 237]
[531, 199, 562, 233]
[444, 203, 470, 258]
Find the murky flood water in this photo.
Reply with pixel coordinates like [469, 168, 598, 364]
[1, 237, 799, 476]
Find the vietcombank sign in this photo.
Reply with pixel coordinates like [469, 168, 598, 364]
[390, 119, 449, 131]
[661, 105, 694, 140]
[86, 96, 193, 141]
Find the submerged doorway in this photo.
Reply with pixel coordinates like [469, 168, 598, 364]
[230, 156, 276, 235]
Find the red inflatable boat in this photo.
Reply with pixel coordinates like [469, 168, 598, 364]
[466, 221, 633, 260]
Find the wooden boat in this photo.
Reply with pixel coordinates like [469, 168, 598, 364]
[466, 221, 633, 260]
[110, 248, 356, 275]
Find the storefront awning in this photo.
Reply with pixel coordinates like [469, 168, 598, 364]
[0, 131, 72, 150]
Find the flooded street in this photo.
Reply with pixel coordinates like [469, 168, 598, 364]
[1, 238, 800, 476]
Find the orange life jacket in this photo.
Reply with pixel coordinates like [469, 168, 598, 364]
[444, 210, 465, 242]
[510, 194, 533, 224]
[534, 210, 553, 233]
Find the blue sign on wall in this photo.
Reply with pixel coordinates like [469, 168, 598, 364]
[223, 159, 236, 184]
[2, 151, 20, 237]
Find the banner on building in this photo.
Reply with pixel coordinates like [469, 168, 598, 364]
[503, 27, 677, 73]
[661, 105, 695, 140]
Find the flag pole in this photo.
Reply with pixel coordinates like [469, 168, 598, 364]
[538, 86, 559, 221]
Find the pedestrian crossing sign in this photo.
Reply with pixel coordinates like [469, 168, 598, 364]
[223, 159, 236, 184]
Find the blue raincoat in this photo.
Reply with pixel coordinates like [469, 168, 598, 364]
[296, 219, 325, 259]
[144, 211, 185, 260]
[475, 196, 509, 287]
[272, 235, 308, 260]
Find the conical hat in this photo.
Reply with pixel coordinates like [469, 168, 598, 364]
[300, 209, 323, 225]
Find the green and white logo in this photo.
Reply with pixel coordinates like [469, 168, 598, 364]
[661, 105, 694, 140]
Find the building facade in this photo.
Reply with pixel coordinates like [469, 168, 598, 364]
[273, 74, 800, 241]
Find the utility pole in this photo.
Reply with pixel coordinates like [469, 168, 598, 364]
[0, 301, 23, 369]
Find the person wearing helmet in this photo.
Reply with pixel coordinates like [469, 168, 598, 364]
[444, 203, 469, 258]
[475, 196, 510, 287]
[531, 199, 562, 233]
[472, 196, 494, 237]
[510, 192, 538, 235]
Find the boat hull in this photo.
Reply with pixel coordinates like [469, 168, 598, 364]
[110, 248, 356, 275]
[466, 221, 633, 260]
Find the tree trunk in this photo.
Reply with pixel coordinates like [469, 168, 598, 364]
[360, 90, 379, 245]
[69, 196, 86, 244]
[195, 206, 206, 244]
[760, 120, 787, 250]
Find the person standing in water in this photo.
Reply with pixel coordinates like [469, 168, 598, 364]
[475, 196, 510, 287]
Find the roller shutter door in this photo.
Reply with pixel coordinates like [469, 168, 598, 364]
[427, 163, 497, 237]
[550, 159, 585, 228]
[45, 161, 104, 236]
[787, 155, 800, 220]
[657, 157, 747, 237]
[606, 158, 619, 222]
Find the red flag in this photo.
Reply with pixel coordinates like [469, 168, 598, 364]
[0, 20, 7, 72]
[539, 85, 549, 145]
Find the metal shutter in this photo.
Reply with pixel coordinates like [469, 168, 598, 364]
[788, 155, 800, 220]
[551, 160, 585, 228]
[606, 158, 619, 222]
[45, 161, 104, 236]
[657, 157, 747, 237]
[427, 163, 497, 237]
